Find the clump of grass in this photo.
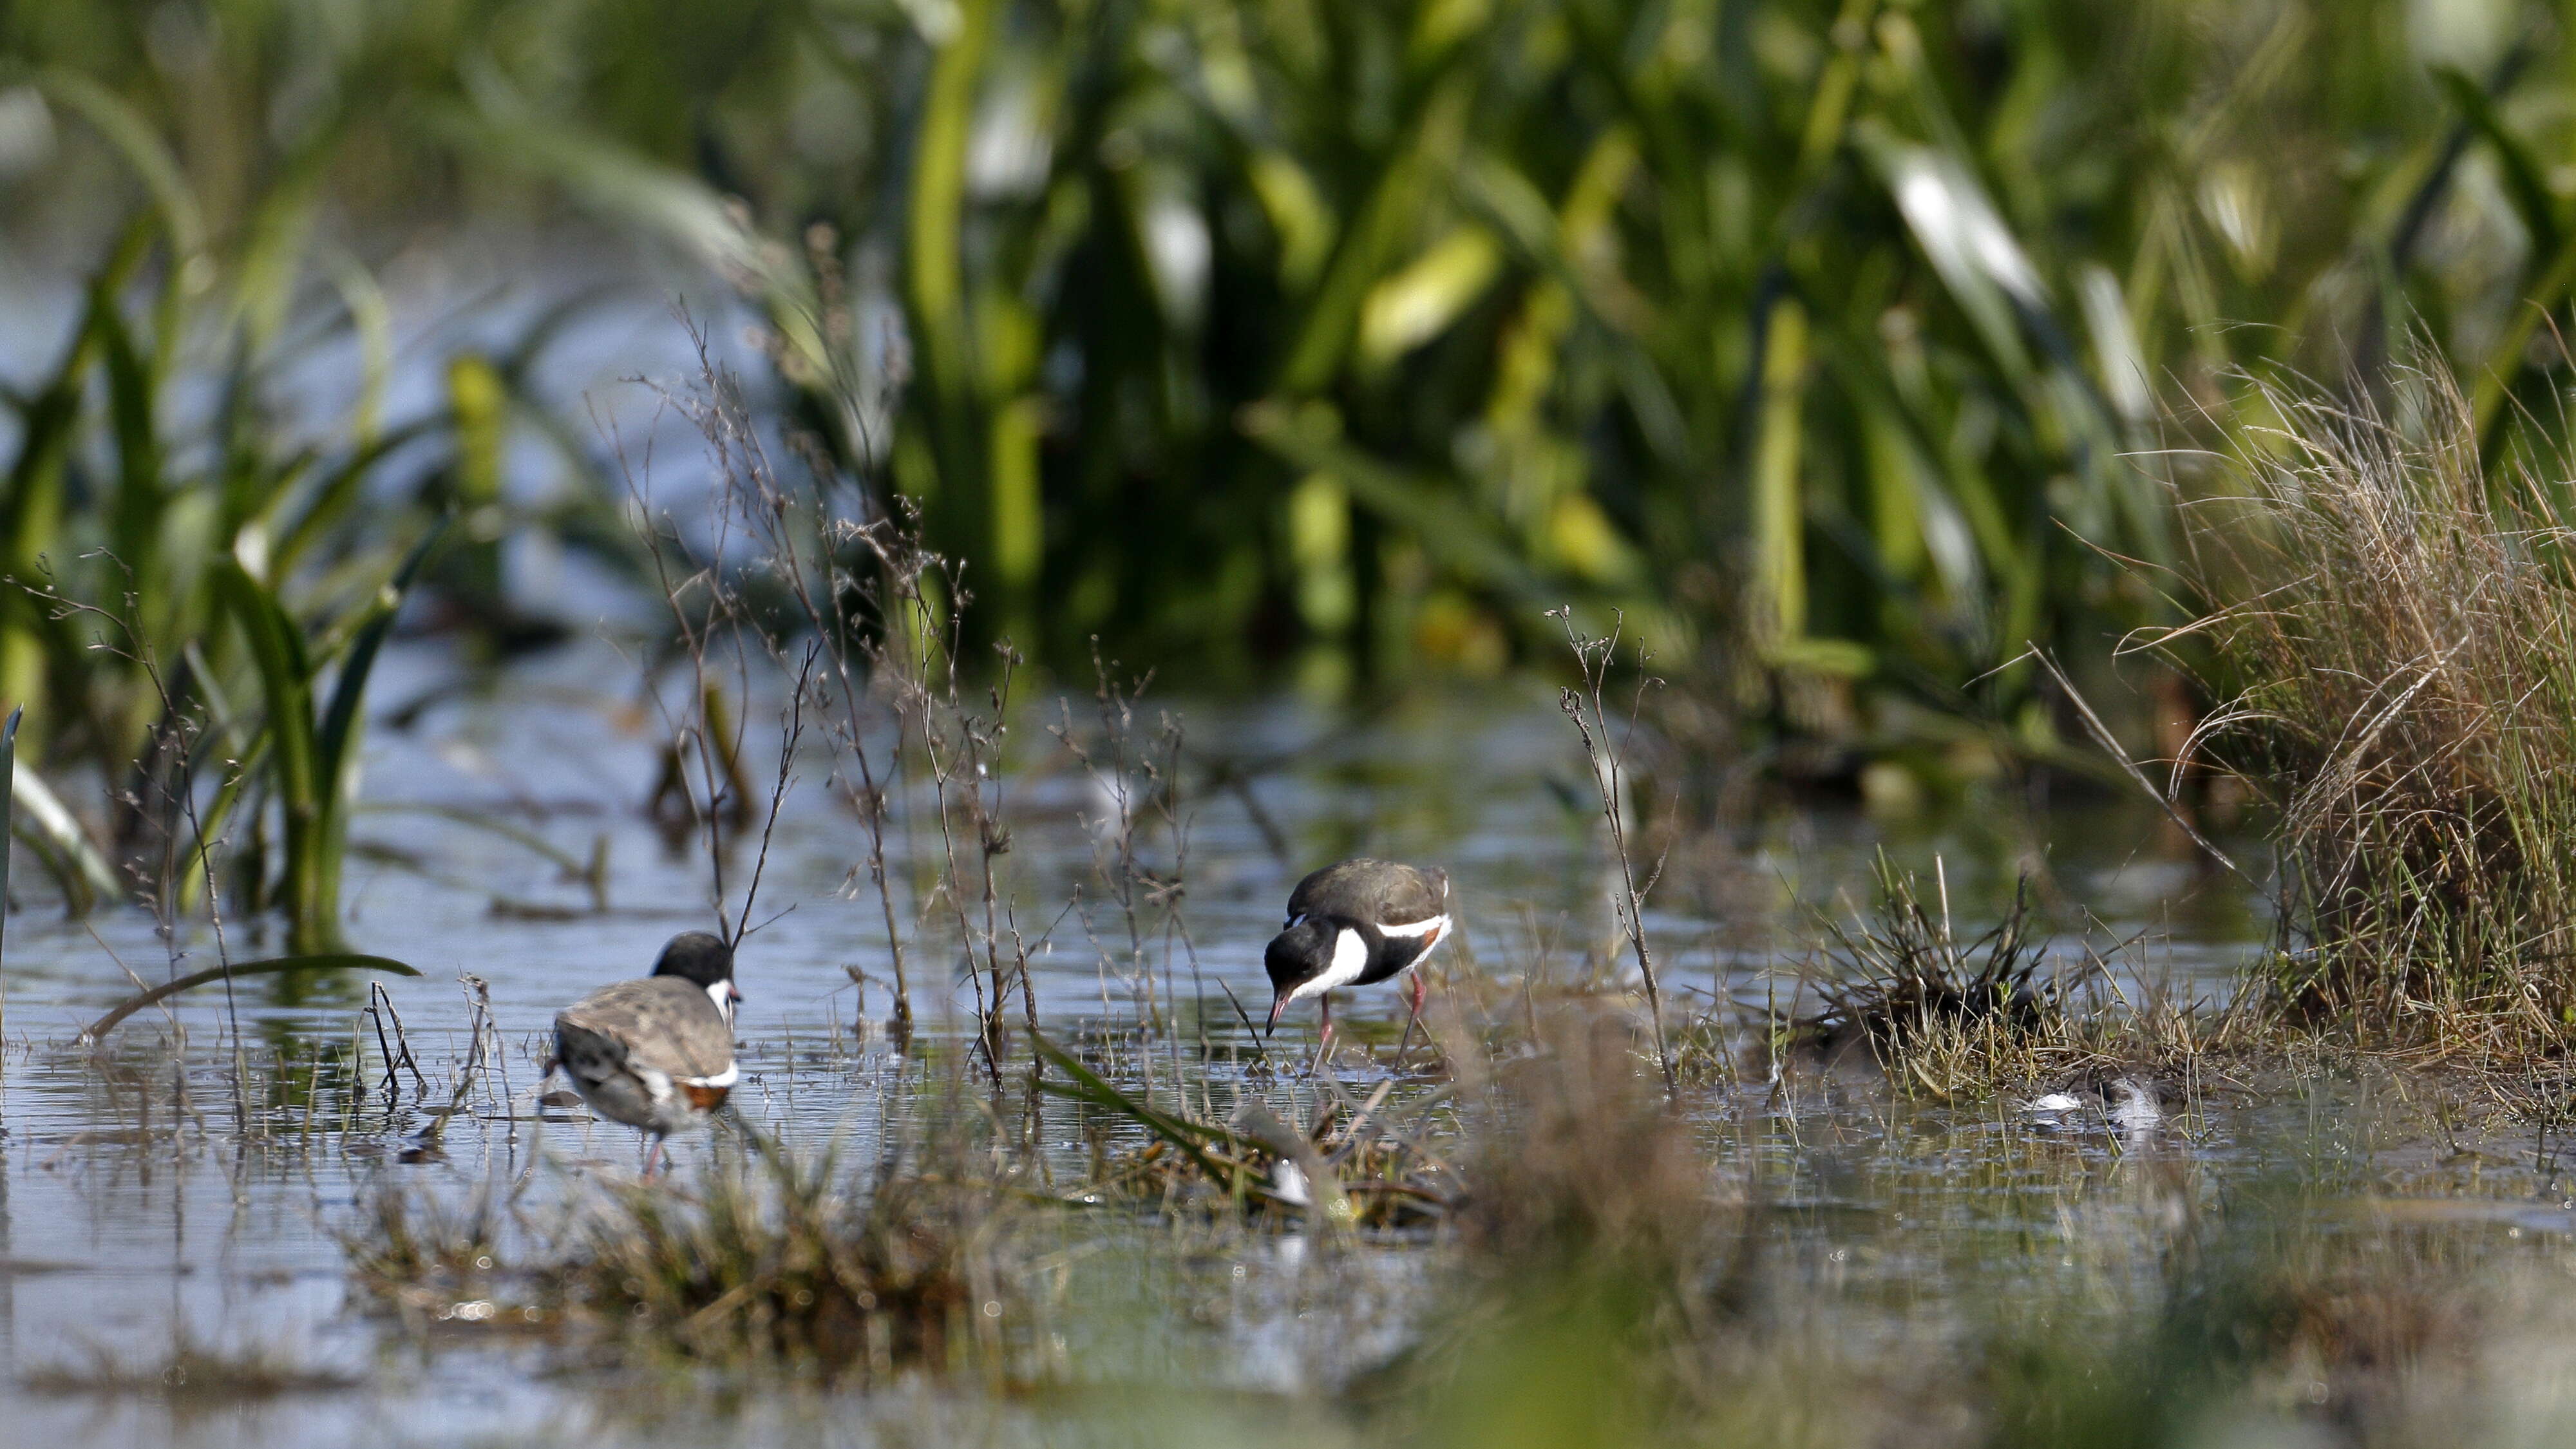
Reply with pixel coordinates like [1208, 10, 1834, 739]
[547, 1142, 1009, 1374]
[23, 1329, 357, 1401]
[339, 1177, 529, 1329]
[1449, 1007, 1722, 1276]
[1779, 857, 2241, 1103]
[2170, 364, 2576, 1046]
[1382, 1005, 1746, 1447]
[350, 1139, 1017, 1378]
[1794, 857, 2061, 1076]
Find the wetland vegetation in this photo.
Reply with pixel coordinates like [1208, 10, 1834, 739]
[17, 3, 2576, 1447]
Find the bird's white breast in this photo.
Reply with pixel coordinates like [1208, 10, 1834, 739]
[1290, 927, 1371, 1001]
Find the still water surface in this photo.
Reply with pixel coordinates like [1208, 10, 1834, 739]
[0, 639, 2351, 1448]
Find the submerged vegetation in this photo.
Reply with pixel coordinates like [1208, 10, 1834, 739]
[21, 1331, 359, 1404]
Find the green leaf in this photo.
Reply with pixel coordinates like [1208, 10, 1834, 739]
[1857, 129, 2043, 381]
[1, 705, 17, 983]
[8, 752, 122, 913]
[96, 278, 166, 589]
[1029, 1030, 1238, 1187]
[214, 559, 328, 949]
[2432, 65, 2560, 260]
[19, 69, 207, 263]
[1752, 297, 1810, 647]
[1358, 225, 1502, 364]
[316, 522, 446, 811]
[268, 419, 439, 579]
[1278, 72, 1476, 393]
[82, 953, 420, 1043]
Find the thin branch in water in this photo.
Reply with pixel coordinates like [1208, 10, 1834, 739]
[1551, 607, 1676, 1096]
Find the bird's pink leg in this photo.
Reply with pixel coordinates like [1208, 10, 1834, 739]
[1309, 993, 1335, 1075]
[643, 1137, 667, 1180]
[1390, 969, 1429, 1066]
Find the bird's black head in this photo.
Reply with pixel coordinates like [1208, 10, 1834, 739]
[1264, 916, 1337, 1028]
[653, 931, 737, 993]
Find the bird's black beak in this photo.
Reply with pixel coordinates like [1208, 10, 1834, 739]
[1265, 994, 1288, 1037]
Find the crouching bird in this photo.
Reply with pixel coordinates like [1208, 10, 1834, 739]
[1265, 859, 1452, 1061]
[551, 931, 742, 1175]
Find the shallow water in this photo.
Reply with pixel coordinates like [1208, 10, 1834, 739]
[14, 641, 2565, 1448]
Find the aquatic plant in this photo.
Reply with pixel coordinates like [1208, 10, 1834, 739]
[0, 229, 428, 934]
[1797, 855, 2056, 1063]
[1387, 1003, 1747, 1448]
[1036, 1031, 1454, 1228]
[21, 1330, 359, 1403]
[22, 3, 2548, 742]
[2166, 363, 2576, 1047]
[549, 1141, 1012, 1374]
[350, 1134, 1021, 1379]
[0, 61, 641, 943]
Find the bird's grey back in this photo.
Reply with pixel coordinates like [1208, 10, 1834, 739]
[554, 976, 734, 1080]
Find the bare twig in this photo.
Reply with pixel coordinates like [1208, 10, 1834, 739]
[1551, 607, 1676, 1095]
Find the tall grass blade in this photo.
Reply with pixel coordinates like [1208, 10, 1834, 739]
[310, 523, 447, 932]
[8, 756, 120, 914]
[2432, 65, 2560, 260]
[21, 68, 206, 262]
[215, 560, 325, 946]
[1, 706, 15, 1008]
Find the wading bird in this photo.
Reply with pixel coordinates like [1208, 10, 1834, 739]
[550, 931, 742, 1175]
[1265, 858, 1452, 1061]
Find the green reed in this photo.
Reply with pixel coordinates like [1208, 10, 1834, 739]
[27, 1, 2576, 1002]
[16, 1, 2566, 759]
[0, 78, 522, 949]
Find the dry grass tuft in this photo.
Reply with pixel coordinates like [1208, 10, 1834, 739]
[2171, 364, 2576, 1048]
[1381, 1005, 1747, 1448]
[1794, 858, 2064, 1081]
[1451, 1007, 1721, 1276]
[344, 1138, 1018, 1378]
[23, 1331, 357, 1402]
[548, 1141, 1010, 1374]
[339, 1177, 524, 1328]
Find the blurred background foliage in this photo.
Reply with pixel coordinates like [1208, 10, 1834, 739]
[5, 0, 2576, 791]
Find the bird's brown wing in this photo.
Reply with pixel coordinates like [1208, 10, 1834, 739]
[555, 977, 734, 1082]
[1377, 865, 1448, 928]
[1286, 858, 1447, 926]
